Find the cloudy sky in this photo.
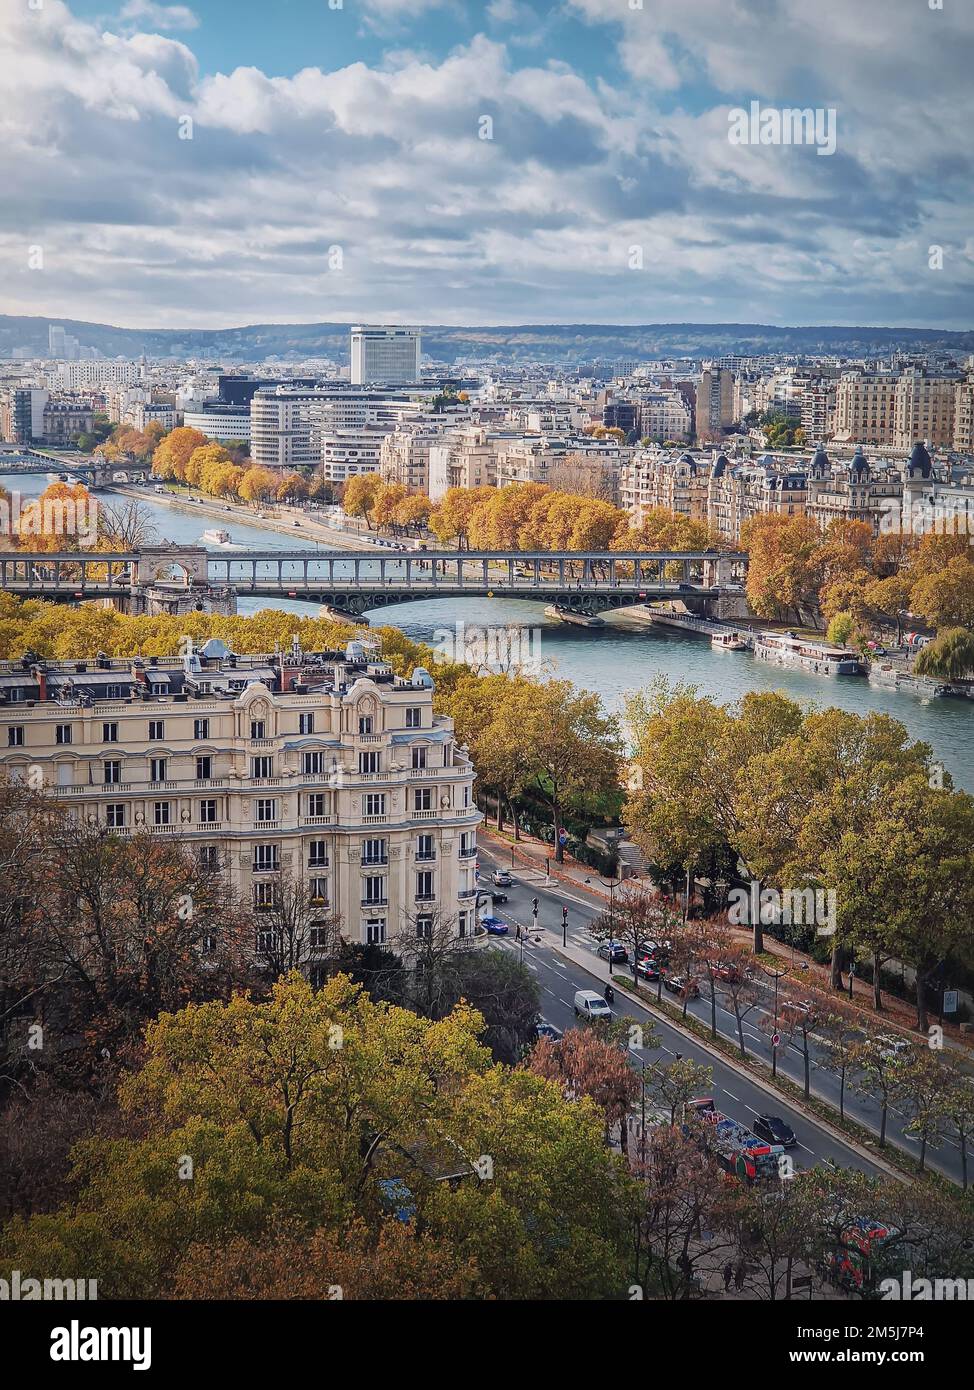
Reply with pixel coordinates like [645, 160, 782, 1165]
[3, 0, 973, 329]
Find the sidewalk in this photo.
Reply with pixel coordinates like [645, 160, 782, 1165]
[479, 823, 974, 1059]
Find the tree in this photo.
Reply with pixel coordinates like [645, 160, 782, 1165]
[817, 1004, 861, 1121]
[343, 474, 382, 529]
[898, 1051, 948, 1173]
[911, 554, 974, 632]
[915, 627, 974, 680]
[252, 872, 343, 982]
[428, 487, 494, 550]
[525, 680, 622, 863]
[239, 465, 279, 507]
[185, 443, 232, 489]
[391, 494, 433, 533]
[589, 881, 680, 989]
[152, 427, 207, 481]
[849, 1038, 911, 1148]
[647, 1056, 713, 1126]
[275, 473, 309, 504]
[741, 513, 824, 623]
[942, 1077, 974, 1191]
[527, 1026, 642, 1151]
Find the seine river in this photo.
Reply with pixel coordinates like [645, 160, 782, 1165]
[16, 477, 974, 791]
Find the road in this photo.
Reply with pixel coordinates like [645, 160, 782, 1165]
[477, 841, 964, 1185]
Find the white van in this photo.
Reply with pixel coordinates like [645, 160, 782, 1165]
[574, 989, 612, 1021]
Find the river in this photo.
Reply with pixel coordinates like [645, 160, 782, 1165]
[13, 475, 974, 791]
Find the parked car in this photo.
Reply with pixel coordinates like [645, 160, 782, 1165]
[534, 1021, 563, 1042]
[574, 989, 613, 1021]
[876, 1034, 914, 1062]
[480, 916, 509, 936]
[635, 957, 661, 981]
[597, 941, 629, 964]
[638, 941, 671, 965]
[491, 869, 513, 888]
[662, 973, 700, 999]
[752, 1114, 797, 1148]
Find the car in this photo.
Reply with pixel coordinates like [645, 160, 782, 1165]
[491, 869, 513, 887]
[597, 941, 629, 964]
[534, 1021, 563, 1042]
[487, 891, 508, 905]
[574, 989, 613, 1021]
[716, 962, 744, 984]
[638, 940, 671, 964]
[635, 957, 661, 981]
[752, 1114, 797, 1148]
[662, 973, 700, 999]
[292, 520, 301, 527]
[479, 916, 509, 936]
[877, 1034, 914, 1062]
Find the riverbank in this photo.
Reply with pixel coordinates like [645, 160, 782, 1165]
[107, 483, 380, 552]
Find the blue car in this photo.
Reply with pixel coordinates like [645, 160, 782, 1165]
[480, 916, 509, 936]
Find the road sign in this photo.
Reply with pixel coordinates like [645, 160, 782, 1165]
[771, 1032, 781, 1048]
[558, 830, 568, 845]
[944, 990, 959, 1015]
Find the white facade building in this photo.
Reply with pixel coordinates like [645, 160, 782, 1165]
[350, 326, 421, 385]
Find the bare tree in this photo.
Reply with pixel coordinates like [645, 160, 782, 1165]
[253, 871, 343, 982]
[98, 497, 158, 550]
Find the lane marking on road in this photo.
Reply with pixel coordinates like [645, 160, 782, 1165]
[722, 1089, 741, 1102]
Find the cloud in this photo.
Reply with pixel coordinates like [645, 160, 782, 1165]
[118, 0, 199, 31]
[0, 0, 970, 329]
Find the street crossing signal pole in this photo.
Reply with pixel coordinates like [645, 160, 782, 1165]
[532, 898, 539, 935]
[562, 905, 568, 947]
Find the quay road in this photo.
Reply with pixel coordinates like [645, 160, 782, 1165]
[476, 842, 964, 1185]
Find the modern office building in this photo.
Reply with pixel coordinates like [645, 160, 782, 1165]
[694, 366, 734, 442]
[0, 639, 481, 957]
[350, 326, 421, 385]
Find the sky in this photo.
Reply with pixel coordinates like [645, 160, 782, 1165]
[2, 0, 973, 330]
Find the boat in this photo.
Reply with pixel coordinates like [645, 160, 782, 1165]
[544, 605, 605, 629]
[753, 632, 862, 676]
[868, 663, 948, 699]
[202, 527, 232, 546]
[712, 629, 748, 651]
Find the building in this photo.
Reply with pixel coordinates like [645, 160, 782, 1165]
[891, 370, 957, 450]
[695, 367, 735, 442]
[182, 403, 252, 441]
[0, 638, 481, 954]
[634, 389, 692, 442]
[620, 450, 709, 526]
[56, 360, 141, 389]
[130, 400, 177, 433]
[250, 388, 328, 472]
[40, 397, 95, 444]
[379, 423, 444, 491]
[0, 387, 48, 443]
[955, 378, 974, 454]
[349, 326, 421, 385]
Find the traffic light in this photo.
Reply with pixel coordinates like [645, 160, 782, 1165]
[562, 906, 568, 923]
[532, 897, 539, 915]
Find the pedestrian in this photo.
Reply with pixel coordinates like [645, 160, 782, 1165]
[734, 1261, 746, 1292]
[722, 1262, 734, 1292]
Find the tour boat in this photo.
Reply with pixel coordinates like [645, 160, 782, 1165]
[202, 527, 232, 546]
[712, 630, 748, 651]
[753, 632, 862, 676]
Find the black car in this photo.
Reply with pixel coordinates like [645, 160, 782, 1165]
[597, 941, 629, 964]
[752, 1114, 797, 1148]
[635, 957, 661, 981]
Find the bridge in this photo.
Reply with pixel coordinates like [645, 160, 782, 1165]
[0, 545, 746, 617]
[0, 448, 152, 488]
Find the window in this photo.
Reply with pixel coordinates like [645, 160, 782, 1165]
[362, 838, 387, 865]
[309, 922, 331, 949]
[255, 798, 277, 824]
[250, 719, 266, 740]
[358, 714, 373, 735]
[309, 963, 328, 988]
[463, 784, 470, 808]
[416, 870, 435, 902]
[199, 846, 219, 870]
[255, 924, 276, 950]
[254, 882, 278, 912]
[251, 756, 273, 779]
[363, 876, 387, 905]
[358, 751, 379, 775]
[405, 707, 421, 729]
[458, 910, 468, 938]
[194, 718, 210, 740]
[459, 832, 476, 858]
[196, 755, 212, 781]
[6, 689, 25, 704]
[198, 799, 217, 824]
[153, 801, 172, 826]
[302, 751, 324, 776]
[106, 803, 125, 829]
[6, 726, 24, 747]
[364, 793, 386, 817]
[150, 682, 167, 696]
[150, 757, 167, 783]
[102, 722, 119, 743]
[253, 844, 280, 872]
[106, 684, 124, 700]
[413, 787, 432, 811]
[299, 712, 314, 734]
[366, 919, 386, 945]
[308, 878, 328, 904]
[307, 792, 327, 817]
[416, 914, 434, 939]
[308, 840, 328, 867]
[103, 759, 121, 786]
[411, 745, 428, 770]
[416, 834, 435, 862]
[148, 720, 165, 740]
[55, 724, 72, 745]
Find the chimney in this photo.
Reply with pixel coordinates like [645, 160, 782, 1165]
[30, 664, 47, 702]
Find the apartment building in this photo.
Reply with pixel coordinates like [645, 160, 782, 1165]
[891, 370, 957, 450]
[955, 379, 974, 454]
[694, 367, 734, 442]
[620, 450, 709, 526]
[0, 639, 481, 956]
[380, 423, 444, 491]
[833, 372, 898, 445]
[634, 389, 692, 443]
[250, 388, 327, 471]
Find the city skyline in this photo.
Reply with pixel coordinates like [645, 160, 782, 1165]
[3, 0, 973, 331]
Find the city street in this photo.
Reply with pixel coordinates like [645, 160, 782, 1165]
[476, 842, 965, 1185]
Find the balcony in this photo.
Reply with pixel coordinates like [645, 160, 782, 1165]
[361, 857, 388, 868]
[415, 893, 436, 903]
[459, 846, 477, 859]
[250, 738, 274, 748]
[362, 814, 388, 825]
[410, 808, 436, 819]
[307, 860, 330, 871]
[361, 897, 389, 909]
[458, 887, 478, 899]
[253, 861, 282, 875]
[302, 814, 335, 826]
[253, 819, 281, 830]
[415, 852, 436, 863]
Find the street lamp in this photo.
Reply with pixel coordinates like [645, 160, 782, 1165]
[762, 961, 788, 1079]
